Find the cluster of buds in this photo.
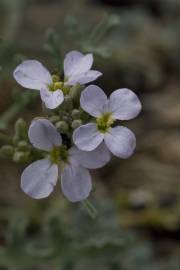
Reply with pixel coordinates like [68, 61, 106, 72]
[10, 51, 142, 203]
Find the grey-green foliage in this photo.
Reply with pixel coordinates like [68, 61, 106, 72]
[64, 13, 120, 58]
[0, 0, 28, 77]
[43, 13, 121, 70]
[1, 2, 180, 269]
[0, 199, 179, 270]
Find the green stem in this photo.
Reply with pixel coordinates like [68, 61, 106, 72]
[81, 199, 98, 219]
[88, 15, 110, 44]
[88, 14, 120, 45]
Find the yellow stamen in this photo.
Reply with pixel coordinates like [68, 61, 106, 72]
[96, 112, 115, 133]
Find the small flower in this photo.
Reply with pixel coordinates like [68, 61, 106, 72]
[73, 85, 142, 158]
[63, 51, 102, 85]
[21, 118, 110, 202]
[13, 51, 102, 110]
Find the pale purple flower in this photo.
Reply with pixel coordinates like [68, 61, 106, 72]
[21, 118, 110, 202]
[13, 51, 102, 110]
[73, 85, 142, 158]
[64, 51, 102, 85]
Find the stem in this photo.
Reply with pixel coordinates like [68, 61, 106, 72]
[88, 14, 120, 45]
[81, 199, 98, 219]
[0, 104, 23, 130]
[88, 15, 109, 44]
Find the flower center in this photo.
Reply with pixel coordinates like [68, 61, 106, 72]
[50, 145, 69, 164]
[48, 74, 71, 95]
[96, 112, 115, 133]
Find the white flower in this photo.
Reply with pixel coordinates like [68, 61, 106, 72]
[73, 85, 142, 158]
[13, 51, 102, 110]
[21, 118, 110, 202]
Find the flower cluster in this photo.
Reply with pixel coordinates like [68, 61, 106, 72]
[14, 50, 142, 202]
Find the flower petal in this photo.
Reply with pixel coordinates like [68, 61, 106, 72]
[61, 163, 92, 202]
[28, 118, 62, 151]
[21, 159, 58, 199]
[108, 88, 142, 120]
[64, 51, 83, 76]
[80, 85, 108, 117]
[13, 60, 52, 90]
[40, 88, 64, 109]
[64, 51, 93, 77]
[104, 126, 136, 158]
[66, 70, 102, 86]
[73, 123, 104, 151]
[70, 142, 111, 169]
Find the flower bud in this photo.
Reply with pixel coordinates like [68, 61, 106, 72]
[62, 115, 69, 122]
[56, 121, 69, 133]
[13, 151, 29, 164]
[0, 145, 14, 158]
[49, 115, 60, 124]
[71, 119, 82, 130]
[17, 140, 29, 151]
[15, 118, 28, 140]
[70, 84, 83, 98]
[63, 96, 73, 111]
[71, 109, 81, 119]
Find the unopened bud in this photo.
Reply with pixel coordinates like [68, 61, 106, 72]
[62, 115, 69, 122]
[56, 121, 69, 133]
[13, 151, 29, 163]
[72, 109, 81, 119]
[49, 115, 60, 124]
[15, 118, 28, 140]
[69, 84, 83, 105]
[71, 119, 82, 130]
[63, 96, 73, 111]
[0, 145, 14, 158]
[17, 140, 28, 151]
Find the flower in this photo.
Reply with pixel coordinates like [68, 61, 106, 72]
[63, 51, 102, 85]
[21, 118, 110, 202]
[73, 85, 142, 158]
[13, 51, 102, 109]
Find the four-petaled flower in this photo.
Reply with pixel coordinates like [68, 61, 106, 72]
[21, 119, 110, 202]
[13, 51, 102, 109]
[73, 85, 142, 158]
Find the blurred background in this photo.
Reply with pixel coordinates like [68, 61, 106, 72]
[0, 0, 180, 269]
